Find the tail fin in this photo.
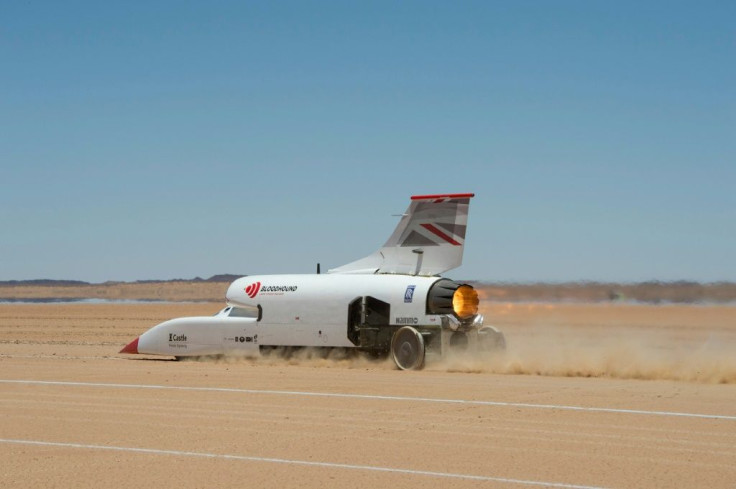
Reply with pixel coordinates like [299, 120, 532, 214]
[329, 193, 474, 276]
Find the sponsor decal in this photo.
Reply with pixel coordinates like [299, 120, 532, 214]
[168, 333, 188, 349]
[261, 285, 298, 293]
[396, 317, 419, 325]
[235, 334, 257, 344]
[245, 281, 262, 298]
[404, 285, 416, 303]
[246, 282, 298, 298]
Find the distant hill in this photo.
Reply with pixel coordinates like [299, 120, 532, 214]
[473, 280, 736, 304]
[0, 274, 245, 287]
[132, 274, 244, 284]
[204, 274, 244, 283]
[0, 279, 90, 287]
[1, 277, 734, 303]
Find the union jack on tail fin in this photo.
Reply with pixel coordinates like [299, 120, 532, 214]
[329, 193, 474, 276]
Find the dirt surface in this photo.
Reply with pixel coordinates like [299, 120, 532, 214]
[1, 303, 735, 488]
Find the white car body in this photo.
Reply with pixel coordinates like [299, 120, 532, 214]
[121, 193, 505, 369]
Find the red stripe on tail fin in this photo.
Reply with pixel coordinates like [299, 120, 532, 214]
[420, 223, 461, 246]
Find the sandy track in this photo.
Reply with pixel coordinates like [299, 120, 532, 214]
[1, 303, 735, 488]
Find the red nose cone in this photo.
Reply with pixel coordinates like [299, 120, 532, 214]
[119, 337, 139, 354]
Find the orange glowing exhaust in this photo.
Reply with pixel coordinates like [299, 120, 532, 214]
[452, 285, 479, 319]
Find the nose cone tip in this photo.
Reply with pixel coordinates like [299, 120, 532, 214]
[119, 337, 139, 354]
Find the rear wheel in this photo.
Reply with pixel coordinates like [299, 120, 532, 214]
[449, 331, 469, 350]
[391, 326, 425, 370]
[478, 326, 506, 351]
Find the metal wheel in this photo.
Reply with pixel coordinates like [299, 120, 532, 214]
[391, 326, 425, 370]
[449, 331, 469, 350]
[477, 326, 506, 351]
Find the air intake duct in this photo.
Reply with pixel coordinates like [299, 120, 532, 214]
[426, 279, 479, 320]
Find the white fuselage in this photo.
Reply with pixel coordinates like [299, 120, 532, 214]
[133, 274, 447, 357]
[226, 274, 444, 347]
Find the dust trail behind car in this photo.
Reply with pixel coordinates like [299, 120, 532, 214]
[430, 302, 736, 383]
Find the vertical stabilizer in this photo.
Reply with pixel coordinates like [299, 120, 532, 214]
[329, 193, 474, 276]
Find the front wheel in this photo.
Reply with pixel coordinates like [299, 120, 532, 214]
[391, 326, 425, 370]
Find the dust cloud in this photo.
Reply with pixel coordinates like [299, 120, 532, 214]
[182, 347, 395, 370]
[182, 303, 736, 383]
[182, 328, 736, 383]
[430, 325, 736, 384]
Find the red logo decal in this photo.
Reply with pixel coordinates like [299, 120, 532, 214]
[245, 281, 261, 299]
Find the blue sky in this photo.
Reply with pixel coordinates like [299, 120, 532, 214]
[1, 1, 734, 283]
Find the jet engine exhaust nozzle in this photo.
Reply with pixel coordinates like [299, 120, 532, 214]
[426, 279, 479, 320]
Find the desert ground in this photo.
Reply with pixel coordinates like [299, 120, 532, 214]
[1, 301, 735, 488]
